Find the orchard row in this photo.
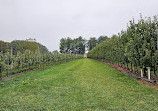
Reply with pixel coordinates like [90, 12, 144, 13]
[0, 50, 83, 80]
[88, 15, 158, 76]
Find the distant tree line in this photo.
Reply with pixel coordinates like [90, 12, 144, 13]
[88, 15, 158, 76]
[0, 38, 49, 55]
[59, 36, 109, 54]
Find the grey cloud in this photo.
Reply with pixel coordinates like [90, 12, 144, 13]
[0, 0, 157, 51]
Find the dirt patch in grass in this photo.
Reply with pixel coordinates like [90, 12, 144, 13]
[137, 79, 158, 89]
[94, 59, 158, 89]
[0, 68, 40, 81]
[0, 65, 55, 81]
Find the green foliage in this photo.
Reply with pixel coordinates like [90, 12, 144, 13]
[88, 15, 158, 76]
[9, 39, 49, 55]
[38, 43, 49, 54]
[59, 36, 109, 53]
[60, 36, 86, 54]
[97, 36, 109, 44]
[0, 41, 9, 53]
[87, 37, 97, 51]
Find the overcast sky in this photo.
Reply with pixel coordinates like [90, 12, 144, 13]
[0, 0, 158, 51]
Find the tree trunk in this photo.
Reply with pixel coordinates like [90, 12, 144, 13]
[0, 65, 2, 80]
[127, 63, 129, 70]
[153, 66, 157, 77]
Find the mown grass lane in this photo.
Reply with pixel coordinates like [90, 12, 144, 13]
[0, 59, 158, 111]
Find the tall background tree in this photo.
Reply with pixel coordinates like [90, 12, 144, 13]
[9, 39, 49, 55]
[0, 41, 9, 53]
[97, 36, 109, 44]
[60, 36, 86, 54]
[87, 37, 97, 51]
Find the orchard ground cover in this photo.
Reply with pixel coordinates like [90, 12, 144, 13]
[0, 59, 158, 111]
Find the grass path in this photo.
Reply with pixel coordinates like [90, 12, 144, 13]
[0, 59, 158, 111]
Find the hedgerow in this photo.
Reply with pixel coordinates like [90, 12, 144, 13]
[88, 15, 158, 76]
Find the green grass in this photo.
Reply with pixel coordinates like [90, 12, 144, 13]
[0, 59, 158, 111]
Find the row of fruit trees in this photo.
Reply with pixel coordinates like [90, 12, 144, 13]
[0, 50, 83, 80]
[88, 15, 158, 80]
